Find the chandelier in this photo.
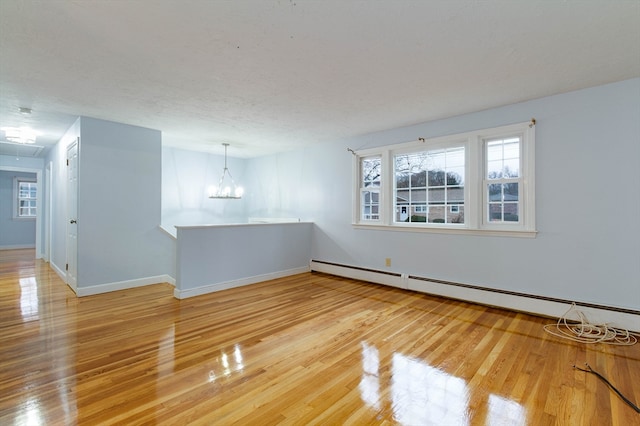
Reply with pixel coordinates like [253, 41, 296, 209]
[208, 143, 244, 199]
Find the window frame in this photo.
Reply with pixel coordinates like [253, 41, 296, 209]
[352, 121, 536, 237]
[391, 138, 468, 228]
[13, 177, 37, 220]
[355, 154, 384, 223]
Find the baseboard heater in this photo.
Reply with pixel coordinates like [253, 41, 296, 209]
[309, 259, 639, 331]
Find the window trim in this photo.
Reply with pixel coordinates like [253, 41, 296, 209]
[352, 121, 536, 237]
[13, 177, 37, 220]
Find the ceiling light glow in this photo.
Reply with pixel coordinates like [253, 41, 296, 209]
[2, 126, 39, 144]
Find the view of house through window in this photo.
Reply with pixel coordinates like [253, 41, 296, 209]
[353, 121, 535, 235]
[395, 146, 465, 224]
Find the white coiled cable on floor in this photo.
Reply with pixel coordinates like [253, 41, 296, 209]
[543, 303, 638, 345]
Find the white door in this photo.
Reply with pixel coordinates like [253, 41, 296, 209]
[66, 140, 79, 290]
[45, 163, 52, 262]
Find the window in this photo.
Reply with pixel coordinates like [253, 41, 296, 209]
[485, 136, 521, 223]
[353, 121, 536, 236]
[14, 178, 37, 219]
[359, 156, 382, 221]
[395, 146, 465, 224]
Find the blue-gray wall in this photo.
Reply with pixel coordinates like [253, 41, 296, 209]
[40, 78, 639, 313]
[0, 155, 44, 254]
[46, 116, 175, 289]
[162, 146, 246, 230]
[243, 78, 640, 312]
[0, 170, 36, 248]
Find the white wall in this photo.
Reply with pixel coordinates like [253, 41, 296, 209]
[244, 78, 640, 314]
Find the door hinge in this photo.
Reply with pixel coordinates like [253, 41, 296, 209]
[66, 159, 69, 166]
[65, 263, 69, 271]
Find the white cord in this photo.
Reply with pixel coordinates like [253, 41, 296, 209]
[543, 303, 638, 345]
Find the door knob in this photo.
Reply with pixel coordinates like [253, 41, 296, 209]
[70, 219, 77, 224]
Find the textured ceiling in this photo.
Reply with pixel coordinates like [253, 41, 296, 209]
[0, 1, 639, 158]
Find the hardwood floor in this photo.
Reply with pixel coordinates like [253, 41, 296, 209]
[1, 249, 638, 425]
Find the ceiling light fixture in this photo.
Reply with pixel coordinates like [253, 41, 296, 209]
[208, 143, 243, 199]
[2, 126, 38, 144]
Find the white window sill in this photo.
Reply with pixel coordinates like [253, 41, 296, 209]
[12, 216, 36, 221]
[352, 223, 537, 238]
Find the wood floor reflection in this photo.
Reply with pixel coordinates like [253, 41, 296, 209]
[1, 249, 638, 425]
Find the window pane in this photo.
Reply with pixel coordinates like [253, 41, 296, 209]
[488, 184, 519, 223]
[362, 157, 381, 188]
[410, 170, 426, 187]
[488, 203, 503, 222]
[409, 188, 426, 204]
[396, 189, 409, 204]
[487, 141, 503, 162]
[504, 203, 519, 222]
[428, 206, 445, 223]
[503, 138, 520, 159]
[489, 183, 519, 202]
[428, 188, 445, 204]
[362, 190, 380, 220]
[447, 167, 464, 186]
[396, 171, 409, 188]
[447, 187, 464, 203]
[427, 150, 446, 172]
[504, 183, 519, 201]
[447, 147, 465, 168]
[396, 204, 409, 222]
[487, 137, 520, 179]
[428, 170, 445, 187]
[487, 160, 504, 179]
[450, 205, 464, 223]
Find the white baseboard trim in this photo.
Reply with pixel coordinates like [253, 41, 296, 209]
[0, 244, 36, 250]
[310, 260, 640, 332]
[174, 266, 310, 299]
[49, 261, 77, 294]
[76, 274, 176, 297]
[50, 261, 67, 282]
[406, 278, 639, 332]
[309, 260, 406, 289]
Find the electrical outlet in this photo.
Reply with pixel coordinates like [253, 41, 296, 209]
[385, 258, 391, 267]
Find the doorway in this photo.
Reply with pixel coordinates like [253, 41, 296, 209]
[0, 165, 42, 257]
